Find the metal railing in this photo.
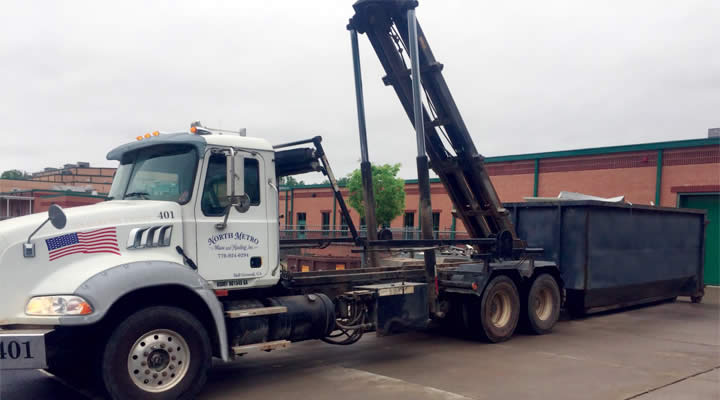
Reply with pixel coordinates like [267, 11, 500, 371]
[280, 225, 470, 241]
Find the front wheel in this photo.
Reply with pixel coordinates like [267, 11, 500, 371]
[101, 306, 212, 400]
[524, 274, 561, 334]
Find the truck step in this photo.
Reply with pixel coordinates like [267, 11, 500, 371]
[232, 340, 290, 355]
[225, 306, 287, 318]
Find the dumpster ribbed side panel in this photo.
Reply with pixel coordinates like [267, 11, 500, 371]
[587, 208, 701, 288]
[508, 201, 705, 312]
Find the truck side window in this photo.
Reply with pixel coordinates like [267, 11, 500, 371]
[244, 158, 260, 206]
[201, 154, 261, 216]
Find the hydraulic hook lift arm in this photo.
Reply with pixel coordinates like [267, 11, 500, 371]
[349, 0, 521, 249]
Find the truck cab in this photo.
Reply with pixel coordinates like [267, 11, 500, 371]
[0, 130, 294, 398]
[106, 131, 281, 290]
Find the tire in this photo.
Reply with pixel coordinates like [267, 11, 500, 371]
[469, 275, 520, 343]
[101, 306, 212, 400]
[46, 349, 103, 391]
[524, 274, 561, 335]
[565, 289, 586, 318]
[691, 295, 703, 304]
[45, 326, 105, 391]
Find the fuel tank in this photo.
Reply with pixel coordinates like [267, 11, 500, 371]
[225, 293, 335, 346]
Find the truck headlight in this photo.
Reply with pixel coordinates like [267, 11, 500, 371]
[26, 296, 93, 316]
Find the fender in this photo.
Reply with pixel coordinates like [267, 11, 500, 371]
[66, 260, 230, 361]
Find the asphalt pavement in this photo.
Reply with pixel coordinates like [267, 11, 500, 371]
[1, 288, 718, 400]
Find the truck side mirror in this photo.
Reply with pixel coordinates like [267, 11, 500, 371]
[217, 149, 250, 230]
[48, 204, 67, 229]
[24, 204, 67, 257]
[226, 150, 250, 214]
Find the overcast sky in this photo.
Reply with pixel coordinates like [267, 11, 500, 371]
[1, 0, 718, 181]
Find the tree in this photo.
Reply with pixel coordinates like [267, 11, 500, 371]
[320, 177, 349, 186]
[278, 176, 304, 187]
[347, 163, 405, 228]
[1, 169, 29, 179]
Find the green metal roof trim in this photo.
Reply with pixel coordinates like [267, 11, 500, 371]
[285, 178, 441, 188]
[280, 182, 348, 190]
[483, 137, 719, 162]
[287, 137, 718, 189]
[402, 178, 441, 184]
[36, 194, 108, 200]
[36, 192, 109, 199]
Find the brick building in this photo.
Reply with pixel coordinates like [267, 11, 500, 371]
[281, 137, 719, 233]
[0, 189, 108, 220]
[2, 138, 717, 225]
[0, 162, 112, 220]
[282, 137, 719, 285]
[30, 162, 114, 193]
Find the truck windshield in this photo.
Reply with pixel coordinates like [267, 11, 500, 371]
[108, 145, 198, 204]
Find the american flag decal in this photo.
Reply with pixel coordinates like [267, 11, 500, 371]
[45, 227, 120, 261]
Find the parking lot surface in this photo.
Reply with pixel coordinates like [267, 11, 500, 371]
[1, 289, 718, 400]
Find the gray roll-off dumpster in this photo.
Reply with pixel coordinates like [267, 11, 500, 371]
[506, 200, 706, 314]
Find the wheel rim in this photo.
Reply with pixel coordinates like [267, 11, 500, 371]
[489, 289, 512, 328]
[534, 287, 554, 321]
[127, 329, 190, 393]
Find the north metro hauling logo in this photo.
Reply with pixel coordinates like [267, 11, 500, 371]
[207, 232, 260, 247]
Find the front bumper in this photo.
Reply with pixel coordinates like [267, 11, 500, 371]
[0, 328, 52, 370]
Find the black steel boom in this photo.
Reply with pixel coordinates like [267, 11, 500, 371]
[350, 0, 519, 243]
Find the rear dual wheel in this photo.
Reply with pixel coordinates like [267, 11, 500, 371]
[465, 273, 560, 341]
[466, 275, 521, 342]
[524, 274, 561, 334]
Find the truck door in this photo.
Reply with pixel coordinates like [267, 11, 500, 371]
[194, 149, 270, 286]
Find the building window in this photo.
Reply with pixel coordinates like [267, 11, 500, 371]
[403, 211, 415, 240]
[297, 212, 307, 239]
[432, 212, 440, 239]
[321, 211, 330, 237]
[403, 212, 415, 227]
[340, 214, 349, 237]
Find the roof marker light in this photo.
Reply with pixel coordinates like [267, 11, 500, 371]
[144, 133, 151, 139]
[189, 121, 243, 136]
[152, 131, 160, 136]
[136, 136, 143, 141]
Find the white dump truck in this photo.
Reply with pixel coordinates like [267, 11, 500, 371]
[0, 125, 564, 399]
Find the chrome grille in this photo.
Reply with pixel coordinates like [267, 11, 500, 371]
[126, 225, 173, 249]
